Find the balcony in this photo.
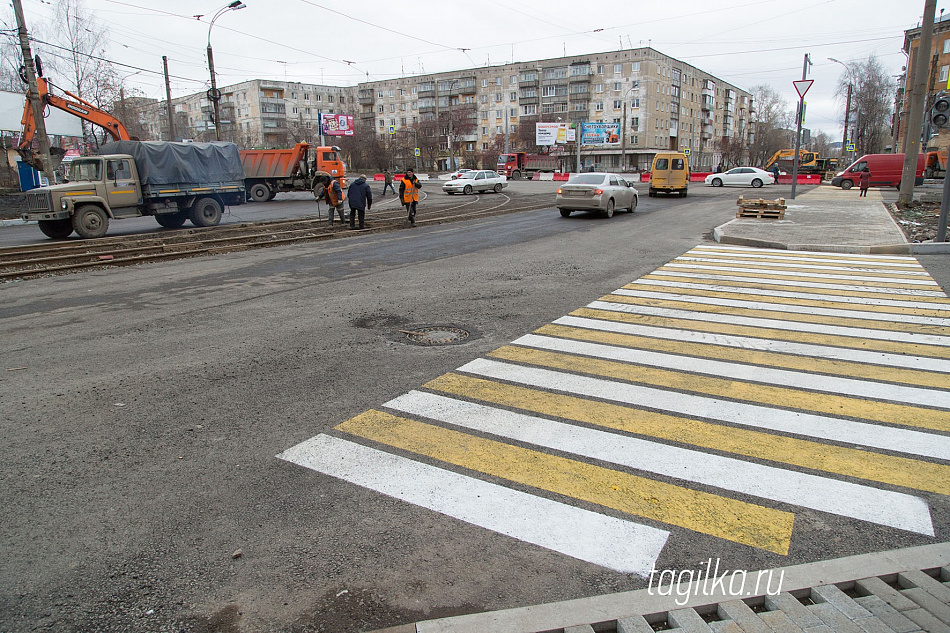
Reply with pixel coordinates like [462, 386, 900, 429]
[418, 106, 436, 114]
[359, 111, 375, 120]
[417, 87, 435, 97]
[358, 95, 375, 105]
[519, 96, 539, 105]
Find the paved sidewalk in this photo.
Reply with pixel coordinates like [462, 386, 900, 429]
[713, 186, 950, 254]
[375, 544, 950, 633]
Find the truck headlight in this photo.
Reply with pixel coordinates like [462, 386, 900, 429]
[61, 199, 68, 209]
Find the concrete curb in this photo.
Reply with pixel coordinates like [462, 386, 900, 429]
[713, 220, 950, 254]
[0, 218, 29, 227]
[382, 543, 950, 633]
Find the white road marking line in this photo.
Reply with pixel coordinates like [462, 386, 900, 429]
[588, 300, 950, 348]
[683, 250, 926, 269]
[512, 334, 950, 409]
[662, 263, 939, 285]
[675, 256, 932, 276]
[610, 288, 950, 326]
[553, 316, 950, 374]
[277, 434, 669, 576]
[386, 391, 935, 535]
[645, 270, 948, 297]
[630, 279, 950, 310]
[459, 358, 950, 461]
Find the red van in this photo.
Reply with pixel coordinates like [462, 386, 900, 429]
[831, 153, 924, 190]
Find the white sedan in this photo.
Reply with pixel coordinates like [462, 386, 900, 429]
[555, 172, 638, 218]
[705, 167, 775, 188]
[443, 169, 508, 194]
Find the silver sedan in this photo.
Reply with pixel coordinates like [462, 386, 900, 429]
[555, 173, 639, 218]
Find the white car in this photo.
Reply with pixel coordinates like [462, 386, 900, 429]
[443, 169, 508, 194]
[705, 167, 775, 188]
[555, 172, 639, 218]
[445, 168, 473, 180]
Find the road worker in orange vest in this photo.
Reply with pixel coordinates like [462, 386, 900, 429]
[399, 168, 422, 226]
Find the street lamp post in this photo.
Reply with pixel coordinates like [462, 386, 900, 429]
[829, 58, 855, 161]
[207, 1, 246, 141]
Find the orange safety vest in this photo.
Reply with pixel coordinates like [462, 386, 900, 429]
[401, 177, 420, 203]
[327, 181, 345, 206]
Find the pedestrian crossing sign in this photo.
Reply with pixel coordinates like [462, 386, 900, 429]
[389, 125, 396, 135]
[414, 148, 421, 156]
[683, 149, 691, 156]
[847, 143, 855, 152]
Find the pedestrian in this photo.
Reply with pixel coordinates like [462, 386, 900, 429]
[772, 165, 780, 184]
[324, 175, 346, 224]
[715, 163, 724, 173]
[859, 167, 871, 197]
[399, 167, 422, 226]
[347, 174, 373, 229]
[382, 169, 396, 196]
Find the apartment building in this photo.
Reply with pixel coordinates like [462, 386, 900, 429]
[357, 47, 754, 171]
[139, 47, 752, 171]
[141, 79, 355, 148]
[899, 13, 950, 153]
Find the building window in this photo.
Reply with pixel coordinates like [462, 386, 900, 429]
[631, 62, 640, 73]
[509, 91, 517, 101]
[496, 93, 503, 102]
[941, 65, 950, 83]
[522, 104, 537, 115]
[496, 126, 503, 133]
[631, 117, 639, 130]
[595, 102, 604, 111]
[482, 79, 488, 87]
[496, 110, 503, 118]
[614, 63, 622, 74]
[613, 100, 622, 109]
[378, 105, 384, 113]
[597, 65, 605, 74]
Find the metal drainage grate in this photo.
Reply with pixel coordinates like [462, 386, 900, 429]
[399, 326, 471, 346]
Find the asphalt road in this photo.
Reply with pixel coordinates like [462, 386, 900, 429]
[1, 181, 948, 632]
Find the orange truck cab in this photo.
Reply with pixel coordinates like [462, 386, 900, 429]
[831, 153, 924, 190]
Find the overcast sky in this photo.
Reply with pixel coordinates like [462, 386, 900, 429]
[14, 0, 936, 141]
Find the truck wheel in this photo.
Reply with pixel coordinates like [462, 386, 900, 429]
[72, 204, 109, 239]
[38, 218, 73, 239]
[840, 179, 853, 190]
[266, 188, 277, 201]
[511, 170, 521, 180]
[190, 198, 222, 227]
[155, 211, 187, 228]
[249, 183, 270, 202]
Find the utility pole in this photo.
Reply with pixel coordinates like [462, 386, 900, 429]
[841, 83, 852, 158]
[576, 121, 583, 172]
[163, 56, 176, 141]
[899, 0, 936, 205]
[12, 0, 53, 179]
[790, 53, 812, 200]
[621, 101, 627, 172]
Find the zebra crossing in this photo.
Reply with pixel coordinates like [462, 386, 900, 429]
[278, 244, 950, 577]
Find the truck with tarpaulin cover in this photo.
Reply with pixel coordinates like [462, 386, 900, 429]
[22, 141, 246, 239]
[240, 142, 346, 202]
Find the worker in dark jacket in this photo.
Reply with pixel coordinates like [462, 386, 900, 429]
[347, 175, 373, 229]
[323, 175, 345, 224]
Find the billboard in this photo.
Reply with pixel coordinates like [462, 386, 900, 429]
[322, 114, 354, 137]
[536, 122, 575, 146]
[581, 122, 620, 146]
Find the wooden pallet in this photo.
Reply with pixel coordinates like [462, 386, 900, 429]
[736, 195, 786, 219]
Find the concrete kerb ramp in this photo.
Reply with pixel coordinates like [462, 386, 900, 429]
[713, 185, 950, 254]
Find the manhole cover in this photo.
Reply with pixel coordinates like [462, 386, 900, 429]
[399, 326, 471, 346]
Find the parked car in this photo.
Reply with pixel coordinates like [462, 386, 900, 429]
[705, 167, 775, 188]
[555, 172, 638, 218]
[445, 168, 474, 181]
[443, 169, 508, 194]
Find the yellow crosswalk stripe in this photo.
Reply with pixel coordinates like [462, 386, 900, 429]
[688, 247, 921, 265]
[534, 323, 950, 390]
[642, 273, 950, 304]
[623, 282, 950, 318]
[424, 373, 950, 496]
[571, 307, 950, 359]
[337, 409, 795, 554]
[601, 294, 950, 336]
[487, 345, 950, 433]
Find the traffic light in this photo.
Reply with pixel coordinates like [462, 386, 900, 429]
[932, 94, 950, 128]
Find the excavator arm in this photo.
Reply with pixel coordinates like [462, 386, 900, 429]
[18, 77, 132, 171]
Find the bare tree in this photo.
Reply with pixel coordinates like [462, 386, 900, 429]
[748, 84, 793, 167]
[715, 135, 744, 168]
[834, 55, 893, 156]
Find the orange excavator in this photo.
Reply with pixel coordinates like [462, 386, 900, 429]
[18, 75, 132, 172]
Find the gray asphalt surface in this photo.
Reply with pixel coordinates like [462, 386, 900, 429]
[1, 181, 947, 632]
